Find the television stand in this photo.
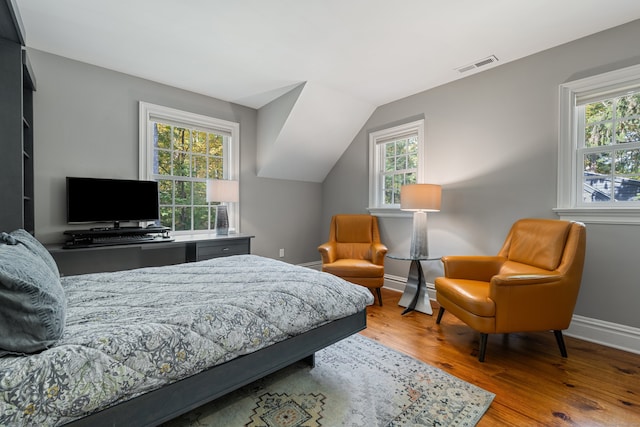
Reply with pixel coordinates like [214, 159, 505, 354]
[47, 233, 255, 275]
[63, 226, 171, 249]
[89, 221, 146, 231]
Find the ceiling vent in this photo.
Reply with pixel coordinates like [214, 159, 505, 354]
[456, 55, 499, 74]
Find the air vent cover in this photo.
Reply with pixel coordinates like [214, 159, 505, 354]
[456, 55, 499, 74]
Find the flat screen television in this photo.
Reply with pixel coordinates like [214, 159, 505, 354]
[66, 177, 160, 228]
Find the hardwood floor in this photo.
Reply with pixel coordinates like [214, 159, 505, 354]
[359, 288, 640, 426]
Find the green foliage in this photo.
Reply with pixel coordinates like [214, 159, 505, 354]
[174, 206, 191, 231]
[585, 99, 612, 124]
[152, 121, 229, 231]
[584, 95, 640, 147]
[584, 152, 611, 175]
[583, 92, 640, 203]
[155, 124, 171, 149]
[159, 180, 172, 204]
[616, 93, 640, 118]
[615, 149, 640, 175]
[193, 207, 209, 230]
[173, 127, 190, 151]
[382, 136, 419, 205]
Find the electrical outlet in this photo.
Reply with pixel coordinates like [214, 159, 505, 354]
[279, 248, 285, 258]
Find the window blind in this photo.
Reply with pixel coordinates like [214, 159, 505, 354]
[576, 79, 640, 106]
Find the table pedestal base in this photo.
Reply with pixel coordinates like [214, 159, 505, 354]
[397, 259, 433, 315]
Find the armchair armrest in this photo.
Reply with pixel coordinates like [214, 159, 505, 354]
[371, 243, 388, 265]
[489, 273, 572, 331]
[492, 274, 562, 286]
[441, 256, 506, 281]
[318, 242, 337, 264]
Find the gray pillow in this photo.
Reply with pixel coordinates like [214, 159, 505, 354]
[0, 235, 66, 355]
[9, 229, 60, 279]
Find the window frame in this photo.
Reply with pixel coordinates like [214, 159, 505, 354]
[555, 63, 640, 225]
[139, 102, 240, 233]
[368, 119, 425, 217]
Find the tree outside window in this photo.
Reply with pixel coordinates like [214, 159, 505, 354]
[368, 119, 425, 215]
[580, 92, 640, 203]
[139, 102, 239, 233]
[381, 136, 419, 205]
[152, 123, 229, 230]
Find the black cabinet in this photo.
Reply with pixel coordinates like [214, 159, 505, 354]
[0, 0, 36, 234]
[48, 234, 254, 276]
[193, 238, 252, 261]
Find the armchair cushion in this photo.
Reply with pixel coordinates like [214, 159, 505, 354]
[336, 242, 376, 261]
[502, 219, 571, 271]
[435, 278, 495, 317]
[322, 259, 384, 279]
[335, 216, 373, 243]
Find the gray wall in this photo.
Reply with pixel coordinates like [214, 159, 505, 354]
[322, 19, 640, 329]
[30, 49, 322, 264]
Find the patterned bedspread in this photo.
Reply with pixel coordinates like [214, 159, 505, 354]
[0, 255, 373, 426]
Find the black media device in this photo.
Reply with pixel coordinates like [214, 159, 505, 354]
[66, 177, 160, 229]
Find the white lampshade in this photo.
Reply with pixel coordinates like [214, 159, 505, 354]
[206, 179, 239, 203]
[400, 184, 441, 212]
[400, 183, 442, 259]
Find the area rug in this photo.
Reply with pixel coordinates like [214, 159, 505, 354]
[163, 334, 495, 426]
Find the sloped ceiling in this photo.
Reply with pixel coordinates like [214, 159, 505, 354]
[14, 0, 640, 182]
[257, 82, 375, 181]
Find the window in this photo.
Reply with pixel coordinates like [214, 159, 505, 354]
[556, 64, 640, 224]
[139, 102, 239, 233]
[580, 92, 640, 204]
[368, 119, 424, 216]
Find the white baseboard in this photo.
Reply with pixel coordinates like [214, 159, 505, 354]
[382, 274, 406, 292]
[383, 274, 436, 299]
[565, 315, 640, 355]
[298, 260, 322, 271]
[382, 274, 640, 355]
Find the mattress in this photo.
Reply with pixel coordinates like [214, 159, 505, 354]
[0, 254, 373, 426]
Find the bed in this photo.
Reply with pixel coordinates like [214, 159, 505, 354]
[0, 230, 373, 426]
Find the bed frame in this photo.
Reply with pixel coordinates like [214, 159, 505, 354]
[65, 310, 367, 426]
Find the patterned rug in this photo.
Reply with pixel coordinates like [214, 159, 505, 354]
[163, 334, 494, 426]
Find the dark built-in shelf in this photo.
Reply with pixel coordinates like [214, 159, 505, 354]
[0, 0, 36, 234]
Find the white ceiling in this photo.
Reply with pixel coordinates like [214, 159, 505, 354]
[15, 0, 640, 182]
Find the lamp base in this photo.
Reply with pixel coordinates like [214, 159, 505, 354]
[215, 204, 229, 235]
[410, 211, 429, 259]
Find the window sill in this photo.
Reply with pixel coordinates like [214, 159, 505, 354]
[367, 207, 413, 218]
[553, 207, 640, 225]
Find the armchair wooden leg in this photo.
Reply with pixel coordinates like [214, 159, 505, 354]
[478, 333, 488, 362]
[436, 307, 445, 324]
[554, 330, 568, 358]
[375, 288, 383, 306]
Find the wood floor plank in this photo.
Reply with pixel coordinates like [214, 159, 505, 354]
[359, 288, 640, 426]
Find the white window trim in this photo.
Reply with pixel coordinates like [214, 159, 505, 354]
[138, 101, 241, 233]
[367, 119, 425, 218]
[555, 63, 640, 225]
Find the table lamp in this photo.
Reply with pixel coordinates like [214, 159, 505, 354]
[400, 183, 441, 258]
[206, 179, 239, 235]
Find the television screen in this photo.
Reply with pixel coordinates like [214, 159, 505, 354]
[66, 177, 160, 225]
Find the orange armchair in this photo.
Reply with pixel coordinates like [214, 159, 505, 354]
[434, 218, 586, 362]
[318, 214, 388, 305]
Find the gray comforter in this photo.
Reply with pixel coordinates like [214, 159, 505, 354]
[0, 255, 373, 426]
